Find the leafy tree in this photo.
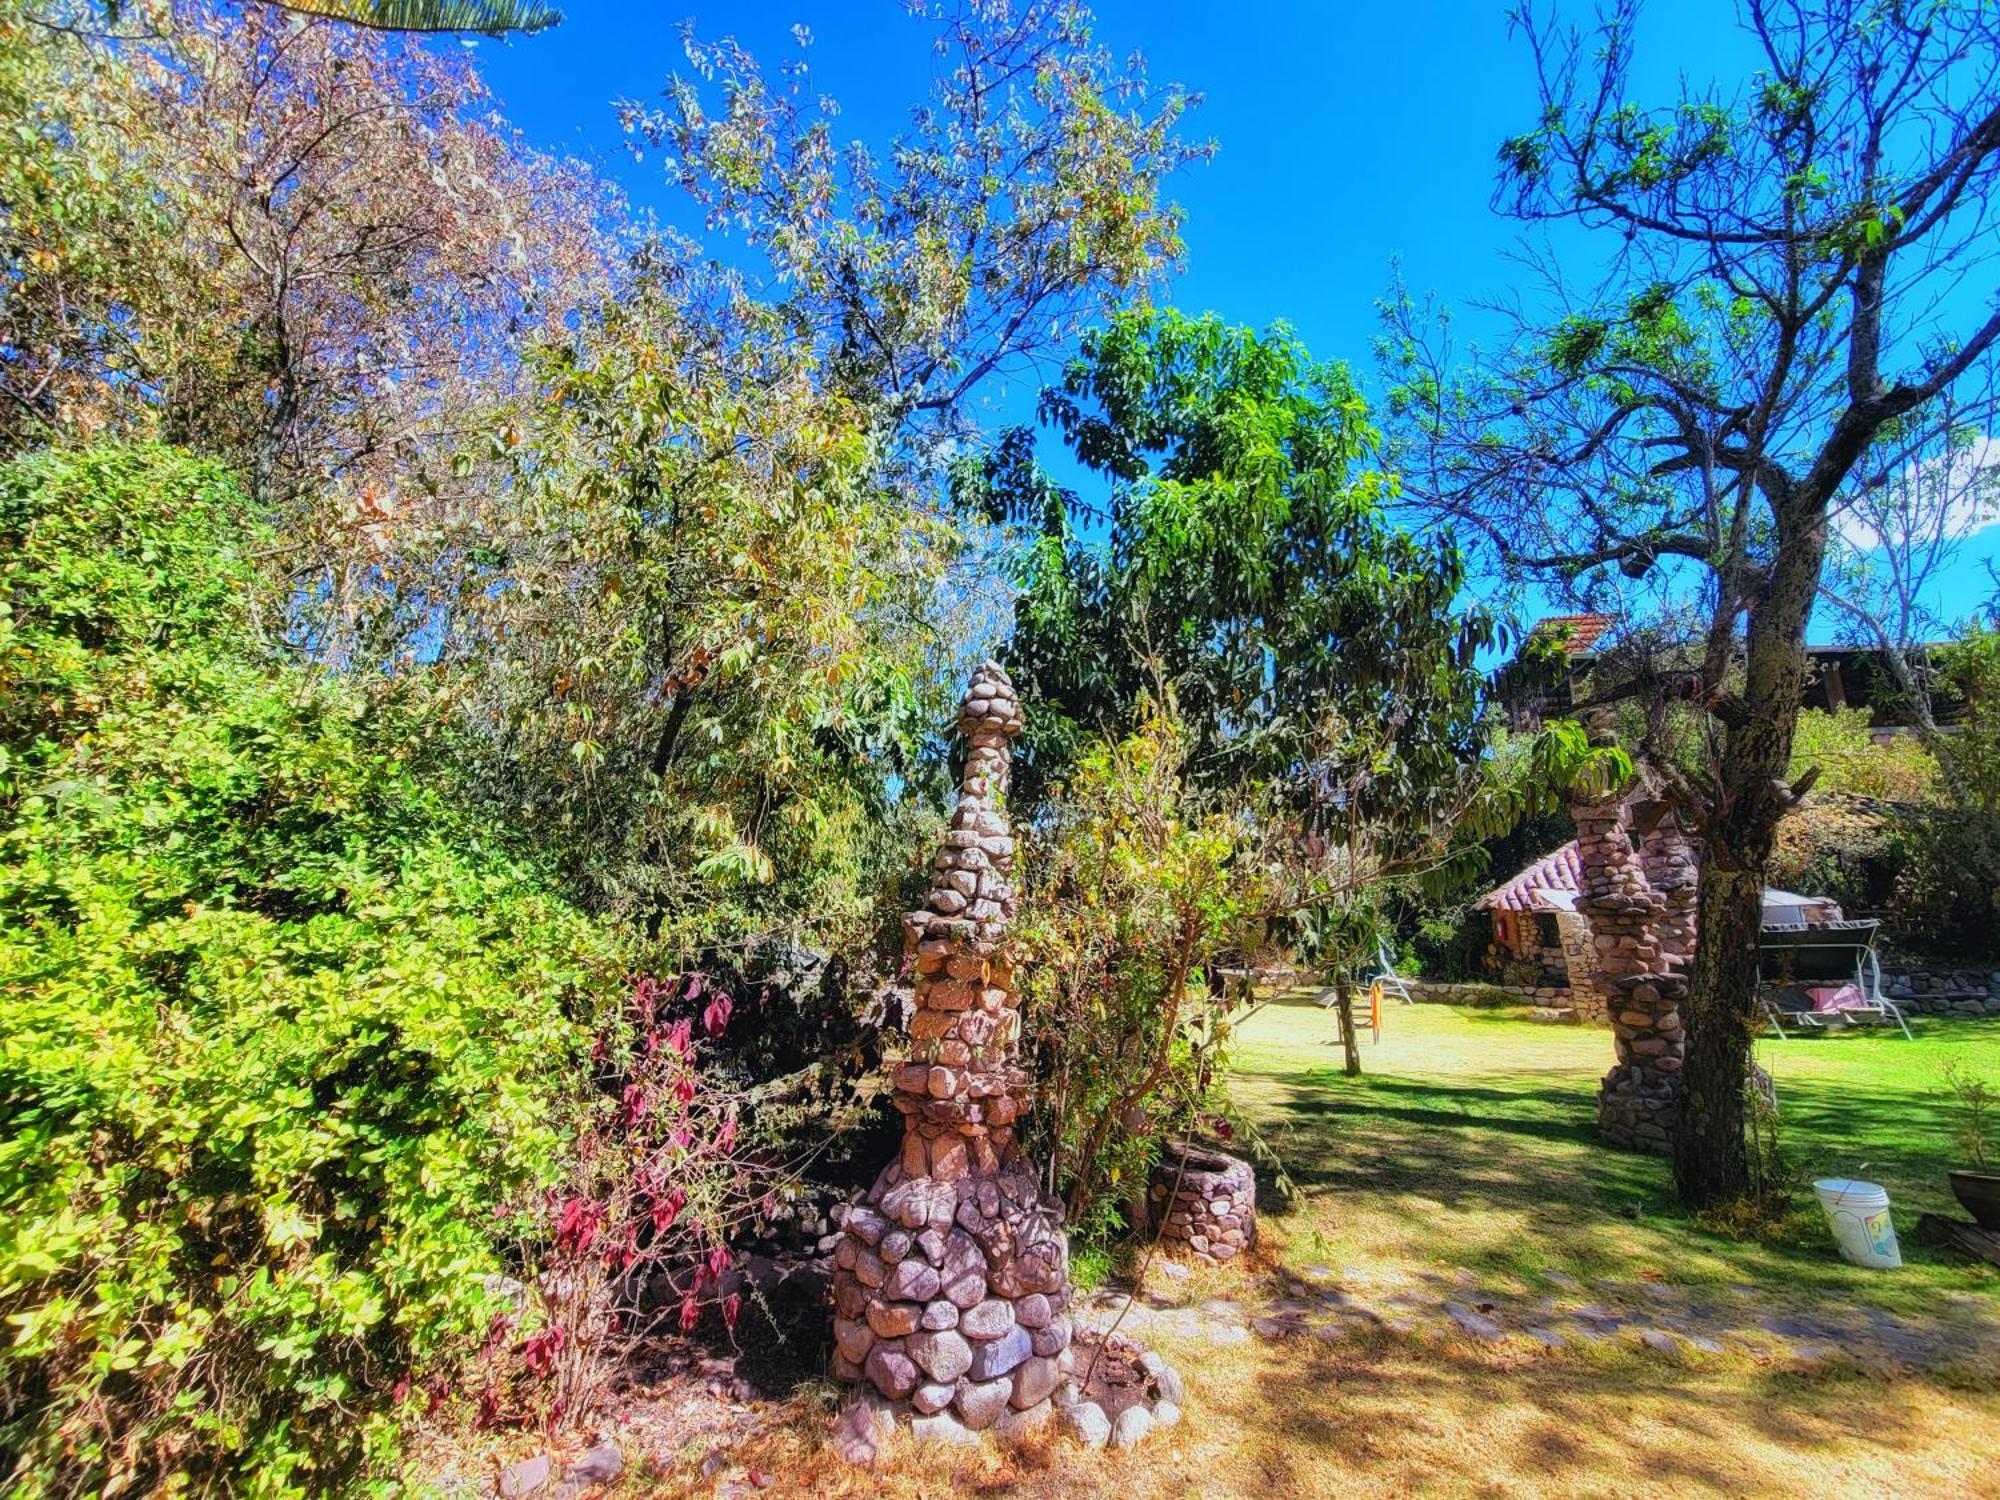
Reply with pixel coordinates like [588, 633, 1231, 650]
[1818, 420, 1999, 737]
[0, 0, 191, 448]
[618, 1, 1210, 455]
[408, 2, 1207, 945]
[0, 446, 623, 1495]
[958, 309, 1492, 813]
[1893, 627, 2000, 955]
[1, 1, 620, 596]
[264, 0, 561, 33]
[1015, 704, 1267, 1243]
[1382, 0, 2000, 1207]
[423, 272, 962, 946]
[966, 310, 1622, 1080]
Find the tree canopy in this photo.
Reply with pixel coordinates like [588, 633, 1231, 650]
[958, 309, 1495, 821]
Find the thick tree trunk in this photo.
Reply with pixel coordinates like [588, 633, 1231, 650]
[1675, 864, 1761, 1203]
[1674, 501, 1827, 1208]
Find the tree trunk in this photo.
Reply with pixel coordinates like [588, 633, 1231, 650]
[1674, 501, 1826, 1208]
[1675, 864, 1761, 1204]
[1334, 971, 1361, 1078]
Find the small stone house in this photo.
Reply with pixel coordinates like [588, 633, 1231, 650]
[1474, 843, 1597, 987]
[1477, 843, 1844, 989]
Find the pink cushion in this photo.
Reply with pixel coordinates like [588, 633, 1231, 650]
[1810, 984, 1866, 1013]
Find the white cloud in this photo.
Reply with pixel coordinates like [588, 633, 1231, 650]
[1834, 434, 2000, 551]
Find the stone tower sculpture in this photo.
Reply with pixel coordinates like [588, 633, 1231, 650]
[1568, 786, 1696, 1155]
[828, 662, 1073, 1445]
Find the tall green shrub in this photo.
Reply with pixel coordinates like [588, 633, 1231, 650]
[0, 447, 621, 1496]
[1893, 630, 2000, 958]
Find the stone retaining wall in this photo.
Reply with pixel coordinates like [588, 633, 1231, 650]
[1406, 979, 1573, 1007]
[1885, 971, 2000, 1017]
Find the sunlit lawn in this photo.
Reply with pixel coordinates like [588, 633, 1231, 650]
[1232, 993, 2000, 1318]
[649, 999, 2000, 1498]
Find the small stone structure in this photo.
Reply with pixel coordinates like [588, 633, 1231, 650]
[827, 663, 1075, 1454]
[1568, 788, 1697, 1156]
[1148, 1138, 1256, 1263]
[1886, 970, 2000, 1017]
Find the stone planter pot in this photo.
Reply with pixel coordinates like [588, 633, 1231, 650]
[1948, 1169, 2000, 1230]
[1148, 1138, 1256, 1263]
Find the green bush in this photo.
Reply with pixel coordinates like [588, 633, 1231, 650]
[1892, 630, 2000, 959]
[0, 448, 622, 1496]
[1786, 707, 1938, 801]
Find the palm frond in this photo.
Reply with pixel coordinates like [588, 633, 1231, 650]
[263, 0, 562, 36]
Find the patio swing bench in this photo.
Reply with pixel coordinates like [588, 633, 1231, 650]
[1757, 918, 1913, 1040]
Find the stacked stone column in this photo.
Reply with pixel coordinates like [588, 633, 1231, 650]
[1570, 792, 1694, 1156]
[828, 663, 1073, 1440]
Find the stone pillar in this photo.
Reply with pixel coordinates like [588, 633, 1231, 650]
[1570, 791, 1692, 1156]
[1554, 911, 1605, 1021]
[828, 663, 1072, 1443]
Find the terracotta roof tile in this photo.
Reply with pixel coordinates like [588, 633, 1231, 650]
[1476, 841, 1582, 912]
[1530, 613, 1617, 655]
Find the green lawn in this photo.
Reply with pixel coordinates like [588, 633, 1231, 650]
[1231, 993, 2000, 1320]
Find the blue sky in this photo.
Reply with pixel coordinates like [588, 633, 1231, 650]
[468, 0, 1998, 641]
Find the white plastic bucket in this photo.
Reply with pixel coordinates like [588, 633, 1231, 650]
[1813, 1178, 1902, 1269]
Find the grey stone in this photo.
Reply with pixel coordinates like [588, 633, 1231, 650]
[921, 1298, 960, 1331]
[1014, 1292, 1053, 1329]
[1143, 1354, 1184, 1405]
[886, 1258, 941, 1302]
[907, 1328, 974, 1383]
[940, 1234, 988, 1309]
[967, 1323, 1032, 1381]
[830, 1393, 896, 1468]
[955, 1375, 1014, 1430]
[833, 1317, 874, 1362]
[1062, 1400, 1111, 1448]
[994, 1400, 1052, 1442]
[1639, 1329, 1678, 1354]
[499, 1455, 552, 1499]
[1109, 1404, 1155, 1451]
[911, 1411, 978, 1447]
[961, 1297, 1016, 1339]
[553, 1444, 621, 1498]
[1030, 1315, 1072, 1357]
[1011, 1354, 1060, 1409]
[864, 1343, 918, 1400]
[879, 1229, 912, 1263]
[911, 1380, 956, 1415]
[1525, 1326, 1565, 1349]
[845, 1208, 886, 1247]
[1445, 1301, 1506, 1341]
[1153, 1400, 1182, 1429]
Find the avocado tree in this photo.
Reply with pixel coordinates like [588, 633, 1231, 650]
[960, 310, 1615, 1075]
